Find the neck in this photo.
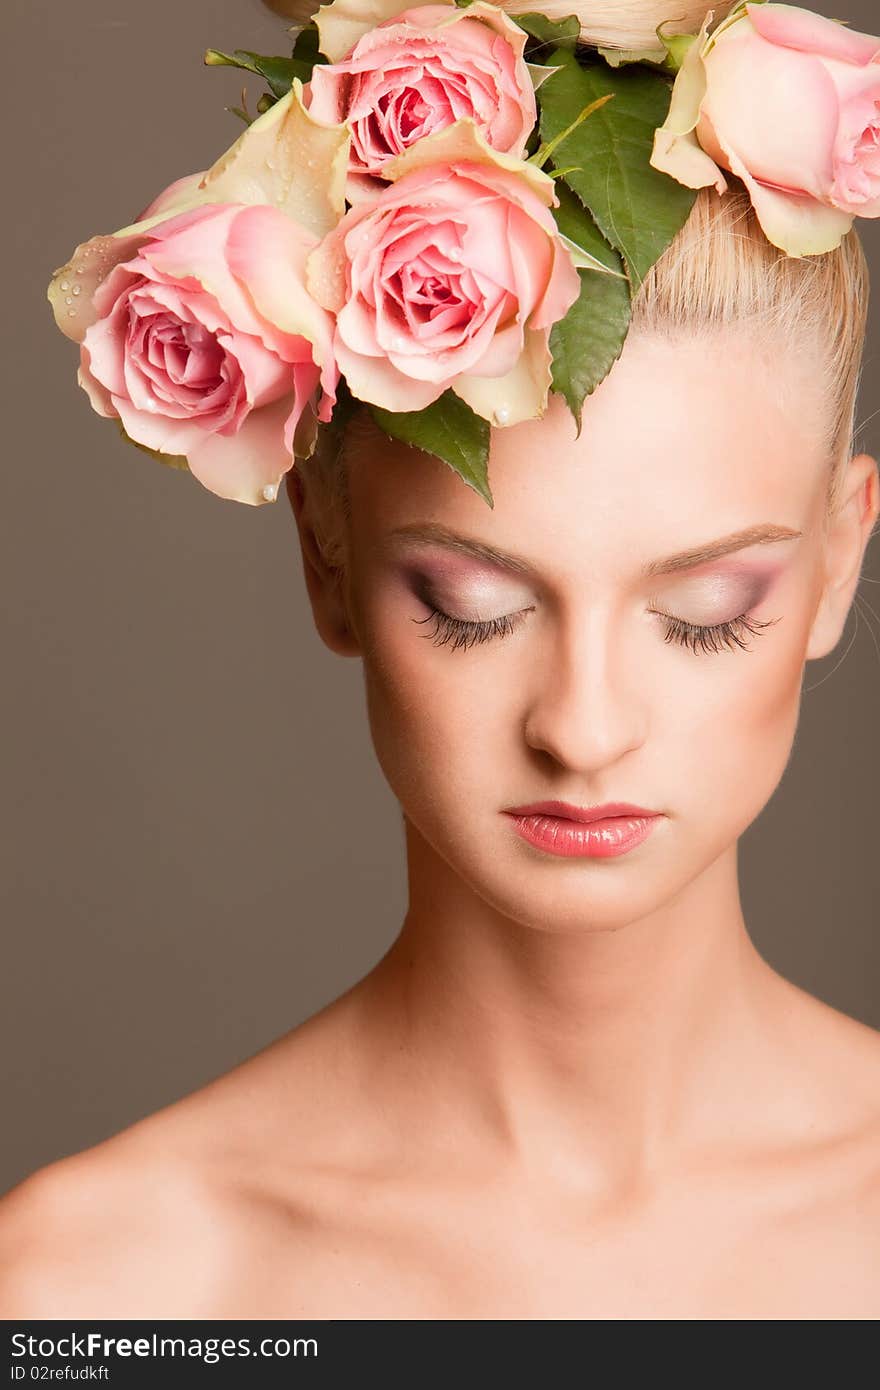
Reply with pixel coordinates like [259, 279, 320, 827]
[358, 818, 788, 1190]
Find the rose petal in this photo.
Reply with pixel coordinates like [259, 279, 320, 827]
[650, 16, 729, 194]
[202, 80, 350, 238]
[828, 64, 880, 212]
[700, 24, 841, 197]
[310, 1, 536, 184]
[452, 325, 553, 424]
[332, 328, 447, 410]
[317, 0, 440, 64]
[80, 285, 133, 398]
[49, 230, 156, 344]
[112, 390, 211, 456]
[225, 205, 336, 370]
[139, 206, 279, 344]
[746, 2, 880, 66]
[223, 330, 294, 411]
[76, 359, 116, 419]
[282, 359, 325, 455]
[185, 392, 298, 505]
[712, 124, 855, 255]
[136, 171, 208, 222]
[48, 81, 348, 345]
[383, 115, 558, 208]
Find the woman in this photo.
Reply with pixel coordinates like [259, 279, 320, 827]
[2, 0, 879, 1318]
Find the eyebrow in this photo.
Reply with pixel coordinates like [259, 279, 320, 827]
[385, 521, 803, 578]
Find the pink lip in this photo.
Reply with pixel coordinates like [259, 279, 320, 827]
[502, 801, 663, 859]
[505, 800, 659, 823]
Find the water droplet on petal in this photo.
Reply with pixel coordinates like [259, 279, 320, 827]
[67, 309, 76, 318]
[72, 285, 82, 296]
[64, 296, 73, 305]
[493, 405, 510, 425]
[262, 482, 278, 502]
[60, 280, 70, 291]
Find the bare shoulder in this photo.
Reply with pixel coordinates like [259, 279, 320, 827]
[789, 980, 880, 1114]
[775, 978, 880, 1193]
[0, 997, 375, 1318]
[0, 1126, 244, 1318]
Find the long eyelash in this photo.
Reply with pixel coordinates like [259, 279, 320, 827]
[413, 606, 526, 652]
[659, 612, 780, 654]
[415, 604, 781, 656]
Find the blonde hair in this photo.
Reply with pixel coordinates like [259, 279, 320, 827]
[293, 4, 870, 568]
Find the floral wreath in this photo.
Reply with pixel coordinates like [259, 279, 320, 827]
[48, 0, 880, 508]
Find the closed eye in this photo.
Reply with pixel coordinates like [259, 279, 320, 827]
[651, 609, 780, 654]
[412, 605, 529, 652]
[413, 604, 780, 655]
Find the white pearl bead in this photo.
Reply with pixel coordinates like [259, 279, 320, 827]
[262, 483, 278, 502]
[493, 405, 510, 425]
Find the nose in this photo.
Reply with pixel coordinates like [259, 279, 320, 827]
[522, 605, 648, 774]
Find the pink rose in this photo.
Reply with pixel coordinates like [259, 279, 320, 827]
[67, 202, 340, 505]
[305, 122, 580, 424]
[136, 171, 208, 222]
[47, 82, 351, 503]
[305, 1, 537, 202]
[651, 1, 880, 255]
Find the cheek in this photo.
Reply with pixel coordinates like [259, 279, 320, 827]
[357, 602, 496, 812]
[672, 620, 807, 831]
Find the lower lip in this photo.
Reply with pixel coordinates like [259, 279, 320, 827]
[505, 813, 661, 858]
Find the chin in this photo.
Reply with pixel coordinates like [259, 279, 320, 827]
[442, 824, 699, 937]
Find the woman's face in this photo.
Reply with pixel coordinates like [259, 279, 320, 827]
[339, 331, 833, 933]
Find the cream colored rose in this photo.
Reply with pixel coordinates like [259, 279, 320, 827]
[651, 2, 880, 256]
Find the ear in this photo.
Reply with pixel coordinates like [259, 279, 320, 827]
[284, 468, 362, 659]
[806, 453, 879, 661]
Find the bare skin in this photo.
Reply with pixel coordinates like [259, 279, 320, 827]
[2, 333, 879, 1319]
[2, 958, 880, 1319]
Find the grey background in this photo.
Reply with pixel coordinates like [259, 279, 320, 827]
[2, 0, 878, 1194]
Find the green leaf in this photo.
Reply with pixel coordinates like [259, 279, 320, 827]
[204, 48, 313, 99]
[513, 13, 581, 58]
[551, 180, 627, 276]
[292, 21, 330, 67]
[529, 91, 614, 172]
[369, 391, 493, 507]
[549, 264, 632, 436]
[538, 46, 697, 289]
